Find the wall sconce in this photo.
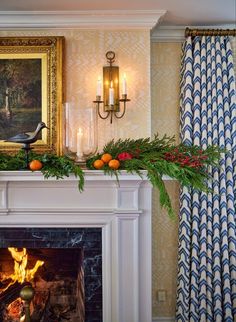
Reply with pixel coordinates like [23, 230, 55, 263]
[93, 51, 130, 124]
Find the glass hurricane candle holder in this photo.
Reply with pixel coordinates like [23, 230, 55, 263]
[75, 107, 98, 165]
[63, 102, 77, 158]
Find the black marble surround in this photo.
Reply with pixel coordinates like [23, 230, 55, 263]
[0, 228, 102, 322]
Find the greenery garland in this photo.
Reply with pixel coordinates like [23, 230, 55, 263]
[86, 134, 222, 218]
[0, 134, 222, 218]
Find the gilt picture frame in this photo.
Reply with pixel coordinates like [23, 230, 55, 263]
[0, 36, 64, 155]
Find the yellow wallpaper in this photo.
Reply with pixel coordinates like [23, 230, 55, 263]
[151, 42, 182, 317]
[0, 28, 182, 318]
[0, 29, 151, 150]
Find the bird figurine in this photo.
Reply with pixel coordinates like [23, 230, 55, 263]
[5, 122, 49, 168]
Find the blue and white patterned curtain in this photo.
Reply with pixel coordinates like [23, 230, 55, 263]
[176, 36, 236, 321]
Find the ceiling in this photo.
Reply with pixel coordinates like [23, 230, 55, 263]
[0, 0, 235, 26]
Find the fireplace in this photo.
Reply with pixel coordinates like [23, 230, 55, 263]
[0, 228, 102, 322]
[0, 170, 152, 322]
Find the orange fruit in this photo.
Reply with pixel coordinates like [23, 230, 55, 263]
[108, 159, 120, 170]
[93, 159, 104, 169]
[29, 160, 43, 171]
[101, 153, 113, 164]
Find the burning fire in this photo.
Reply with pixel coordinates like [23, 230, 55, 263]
[0, 247, 44, 293]
[6, 298, 24, 319]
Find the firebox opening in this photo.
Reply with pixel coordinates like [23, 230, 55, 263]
[0, 248, 84, 322]
[0, 228, 102, 322]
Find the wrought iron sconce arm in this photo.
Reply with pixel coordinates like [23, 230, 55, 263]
[115, 94, 130, 119]
[93, 96, 108, 120]
[93, 94, 130, 124]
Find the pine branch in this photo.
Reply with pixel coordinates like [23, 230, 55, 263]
[87, 133, 223, 219]
[125, 158, 175, 218]
[0, 152, 85, 192]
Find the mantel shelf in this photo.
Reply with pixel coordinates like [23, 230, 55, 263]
[0, 170, 174, 182]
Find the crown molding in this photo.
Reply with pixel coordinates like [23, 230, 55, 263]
[151, 24, 236, 43]
[0, 10, 167, 30]
[151, 26, 185, 42]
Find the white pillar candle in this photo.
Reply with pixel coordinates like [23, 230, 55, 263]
[109, 81, 114, 105]
[76, 128, 83, 158]
[96, 77, 102, 97]
[122, 73, 127, 95]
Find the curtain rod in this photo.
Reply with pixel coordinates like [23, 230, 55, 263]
[185, 27, 236, 37]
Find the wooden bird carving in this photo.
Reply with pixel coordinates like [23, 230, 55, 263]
[5, 122, 49, 147]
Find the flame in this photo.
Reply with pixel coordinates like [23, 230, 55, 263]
[7, 298, 24, 319]
[0, 248, 44, 293]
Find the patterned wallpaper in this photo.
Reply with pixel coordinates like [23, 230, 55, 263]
[151, 42, 182, 317]
[0, 29, 151, 150]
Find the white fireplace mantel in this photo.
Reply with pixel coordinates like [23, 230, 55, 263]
[0, 170, 152, 322]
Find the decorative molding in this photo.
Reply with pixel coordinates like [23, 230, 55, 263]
[151, 24, 236, 43]
[151, 26, 185, 43]
[152, 317, 175, 322]
[0, 10, 167, 30]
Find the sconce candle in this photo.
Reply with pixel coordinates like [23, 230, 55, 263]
[109, 81, 114, 105]
[122, 73, 127, 95]
[76, 128, 83, 158]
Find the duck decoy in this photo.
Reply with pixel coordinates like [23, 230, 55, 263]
[5, 122, 49, 168]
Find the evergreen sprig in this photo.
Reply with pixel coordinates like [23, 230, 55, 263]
[87, 134, 223, 218]
[36, 153, 84, 192]
[103, 134, 176, 158]
[0, 151, 84, 192]
[0, 150, 26, 170]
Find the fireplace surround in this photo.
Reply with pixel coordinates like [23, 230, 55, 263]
[0, 170, 152, 322]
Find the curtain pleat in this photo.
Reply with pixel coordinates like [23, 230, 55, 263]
[176, 36, 236, 321]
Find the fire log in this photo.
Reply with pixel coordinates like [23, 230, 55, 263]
[0, 282, 31, 307]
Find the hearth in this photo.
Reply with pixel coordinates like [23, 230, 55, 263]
[0, 228, 102, 322]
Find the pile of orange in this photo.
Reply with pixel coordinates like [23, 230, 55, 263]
[93, 153, 120, 170]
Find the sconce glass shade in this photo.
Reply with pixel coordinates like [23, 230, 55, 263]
[103, 66, 120, 112]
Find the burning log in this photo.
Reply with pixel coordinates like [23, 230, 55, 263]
[0, 281, 31, 307]
[0, 282, 31, 321]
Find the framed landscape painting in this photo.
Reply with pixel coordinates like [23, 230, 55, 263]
[0, 36, 64, 155]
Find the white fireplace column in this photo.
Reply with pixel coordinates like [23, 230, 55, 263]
[0, 170, 152, 322]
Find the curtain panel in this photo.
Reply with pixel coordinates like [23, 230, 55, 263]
[176, 36, 236, 321]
